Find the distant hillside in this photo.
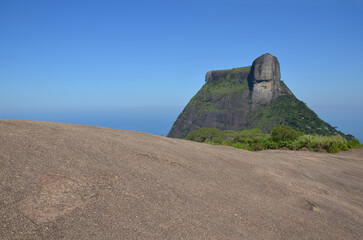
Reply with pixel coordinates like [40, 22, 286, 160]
[0, 120, 362, 239]
[168, 53, 345, 138]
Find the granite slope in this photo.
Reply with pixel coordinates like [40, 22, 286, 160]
[1, 120, 362, 239]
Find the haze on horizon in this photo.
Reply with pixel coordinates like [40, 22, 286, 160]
[1, 0, 362, 140]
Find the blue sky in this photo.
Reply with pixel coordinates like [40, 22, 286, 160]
[1, 0, 362, 138]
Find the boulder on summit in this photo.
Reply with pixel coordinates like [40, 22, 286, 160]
[249, 53, 284, 104]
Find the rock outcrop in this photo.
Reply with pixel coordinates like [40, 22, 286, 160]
[168, 53, 343, 139]
[248, 53, 283, 104]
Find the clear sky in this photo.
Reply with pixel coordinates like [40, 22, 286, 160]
[1, 0, 362, 139]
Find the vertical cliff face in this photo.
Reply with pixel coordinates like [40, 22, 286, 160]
[168, 54, 341, 139]
[249, 53, 284, 104]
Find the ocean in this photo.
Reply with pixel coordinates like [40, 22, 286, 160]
[0, 106, 183, 137]
[1, 106, 362, 142]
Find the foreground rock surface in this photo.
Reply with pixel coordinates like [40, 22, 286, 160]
[1, 120, 362, 239]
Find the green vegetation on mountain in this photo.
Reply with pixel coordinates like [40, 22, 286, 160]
[185, 126, 361, 153]
[248, 91, 340, 135]
[183, 67, 250, 114]
[203, 69, 250, 95]
[168, 53, 352, 140]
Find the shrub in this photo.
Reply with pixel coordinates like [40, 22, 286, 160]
[185, 128, 222, 142]
[185, 126, 356, 153]
[271, 125, 302, 142]
[327, 145, 340, 153]
[263, 138, 279, 149]
[297, 135, 348, 153]
[246, 138, 267, 151]
[232, 128, 267, 142]
[345, 134, 356, 142]
[347, 139, 361, 149]
[231, 142, 253, 151]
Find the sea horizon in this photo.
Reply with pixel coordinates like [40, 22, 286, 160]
[1, 105, 362, 142]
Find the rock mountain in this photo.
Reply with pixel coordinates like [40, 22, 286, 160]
[168, 53, 343, 138]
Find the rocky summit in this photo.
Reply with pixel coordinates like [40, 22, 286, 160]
[249, 53, 283, 104]
[168, 53, 343, 139]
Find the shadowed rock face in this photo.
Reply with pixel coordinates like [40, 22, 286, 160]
[249, 53, 283, 104]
